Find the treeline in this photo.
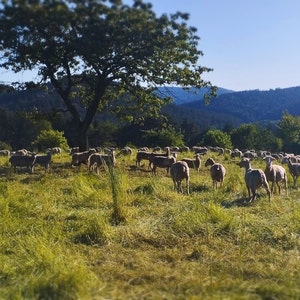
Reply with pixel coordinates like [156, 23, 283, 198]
[0, 105, 300, 155]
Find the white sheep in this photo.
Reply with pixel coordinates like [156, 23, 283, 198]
[182, 153, 201, 173]
[264, 155, 287, 194]
[281, 156, 300, 187]
[204, 157, 226, 189]
[170, 161, 190, 194]
[34, 152, 52, 171]
[9, 153, 37, 173]
[150, 154, 176, 175]
[238, 157, 271, 203]
[71, 148, 97, 166]
[88, 151, 116, 174]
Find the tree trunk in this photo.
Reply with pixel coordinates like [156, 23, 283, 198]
[65, 123, 89, 152]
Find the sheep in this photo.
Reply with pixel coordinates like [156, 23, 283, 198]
[136, 147, 170, 168]
[69, 147, 79, 155]
[71, 148, 97, 166]
[34, 152, 52, 171]
[181, 153, 201, 173]
[204, 158, 226, 189]
[170, 161, 190, 194]
[150, 153, 176, 175]
[48, 147, 62, 156]
[264, 155, 287, 194]
[88, 151, 116, 174]
[14, 149, 29, 156]
[0, 149, 10, 156]
[281, 156, 300, 187]
[117, 147, 133, 157]
[237, 157, 271, 203]
[9, 153, 36, 173]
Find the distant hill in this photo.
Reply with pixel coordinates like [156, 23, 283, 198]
[179, 86, 300, 123]
[0, 84, 299, 131]
[156, 86, 234, 105]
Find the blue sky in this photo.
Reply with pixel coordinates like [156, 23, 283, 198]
[138, 0, 300, 91]
[1, 0, 299, 91]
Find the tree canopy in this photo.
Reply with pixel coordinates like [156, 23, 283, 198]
[0, 0, 216, 149]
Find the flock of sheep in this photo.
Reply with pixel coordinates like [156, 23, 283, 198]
[1, 145, 300, 204]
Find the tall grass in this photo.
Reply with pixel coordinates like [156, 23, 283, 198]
[1, 152, 300, 299]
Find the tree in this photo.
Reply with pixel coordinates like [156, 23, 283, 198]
[277, 111, 300, 152]
[0, 0, 216, 150]
[230, 124, 258, 150]
[201, 129, 232, 149]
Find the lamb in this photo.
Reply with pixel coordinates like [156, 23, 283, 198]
[150, 153, 176, 175]
[182, 153, 201, 173]
[264, 155, 287, 194]
[281, 156, 300, 187]
[204, 158, 226, 189]
[34, 152, 52, 171]
[71, 148, 97, 166]
[237, 157, 271, 203]
[88, 151, 116, 174]
[170, 161, 190, 194]
[9, 153, 37, 173]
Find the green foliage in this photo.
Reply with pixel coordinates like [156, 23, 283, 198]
[201, 129, 232, 149]
[32, 129, 69, 151]
[0, 0, 215, 149]
[0, 141, 11, 150]
[142, 126, 185, 147]
[277, 111, 300, 152]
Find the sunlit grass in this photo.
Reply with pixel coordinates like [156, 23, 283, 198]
[0, 153, 300, 299]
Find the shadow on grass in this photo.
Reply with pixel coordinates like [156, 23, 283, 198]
[221, 197, 252, 208]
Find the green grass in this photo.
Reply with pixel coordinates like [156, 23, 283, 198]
[1, 151, 300, 299]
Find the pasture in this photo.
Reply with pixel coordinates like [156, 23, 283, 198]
[0, 149, 300, 299]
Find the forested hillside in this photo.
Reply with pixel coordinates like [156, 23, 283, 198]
[0, 85, 300, 131]
[178, 86, 300, 123]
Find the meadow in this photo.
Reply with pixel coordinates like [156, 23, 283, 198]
[0, 150, 300, 300]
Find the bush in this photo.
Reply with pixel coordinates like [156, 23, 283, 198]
[32, 129, 69, 152]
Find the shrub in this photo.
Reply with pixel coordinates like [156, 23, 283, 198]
[32, 129, 69, 152]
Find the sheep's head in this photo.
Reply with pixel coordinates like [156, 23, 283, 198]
[205, 158, 214, 167]
[237, 157, 250, 168]
[264, 155, 275, 167]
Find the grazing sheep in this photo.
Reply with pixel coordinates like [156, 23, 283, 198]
[182, 153, 201, 173]
[170, 161, 190, 194]
[0, 149, 10, 156]
[88, 151, 116, 174]
[117, 147, 133, 157]
[237, 157, 271, 203]
[150, 154, 176, 175]
[34, 152, 52, 171]
[136, 147, 170, 168]
[281, 156, 300, 187]
[264, 155, 287, 194]
[71, 148, 97, 166]
[204, 158, 226, 189]
[14, 149, 29, 156]
[9, 153, 36, 173]
[231, 149, 242, 159]
[48, 147, 62, 156]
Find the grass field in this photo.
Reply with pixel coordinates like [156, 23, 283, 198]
[0, 150, 300, 299]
